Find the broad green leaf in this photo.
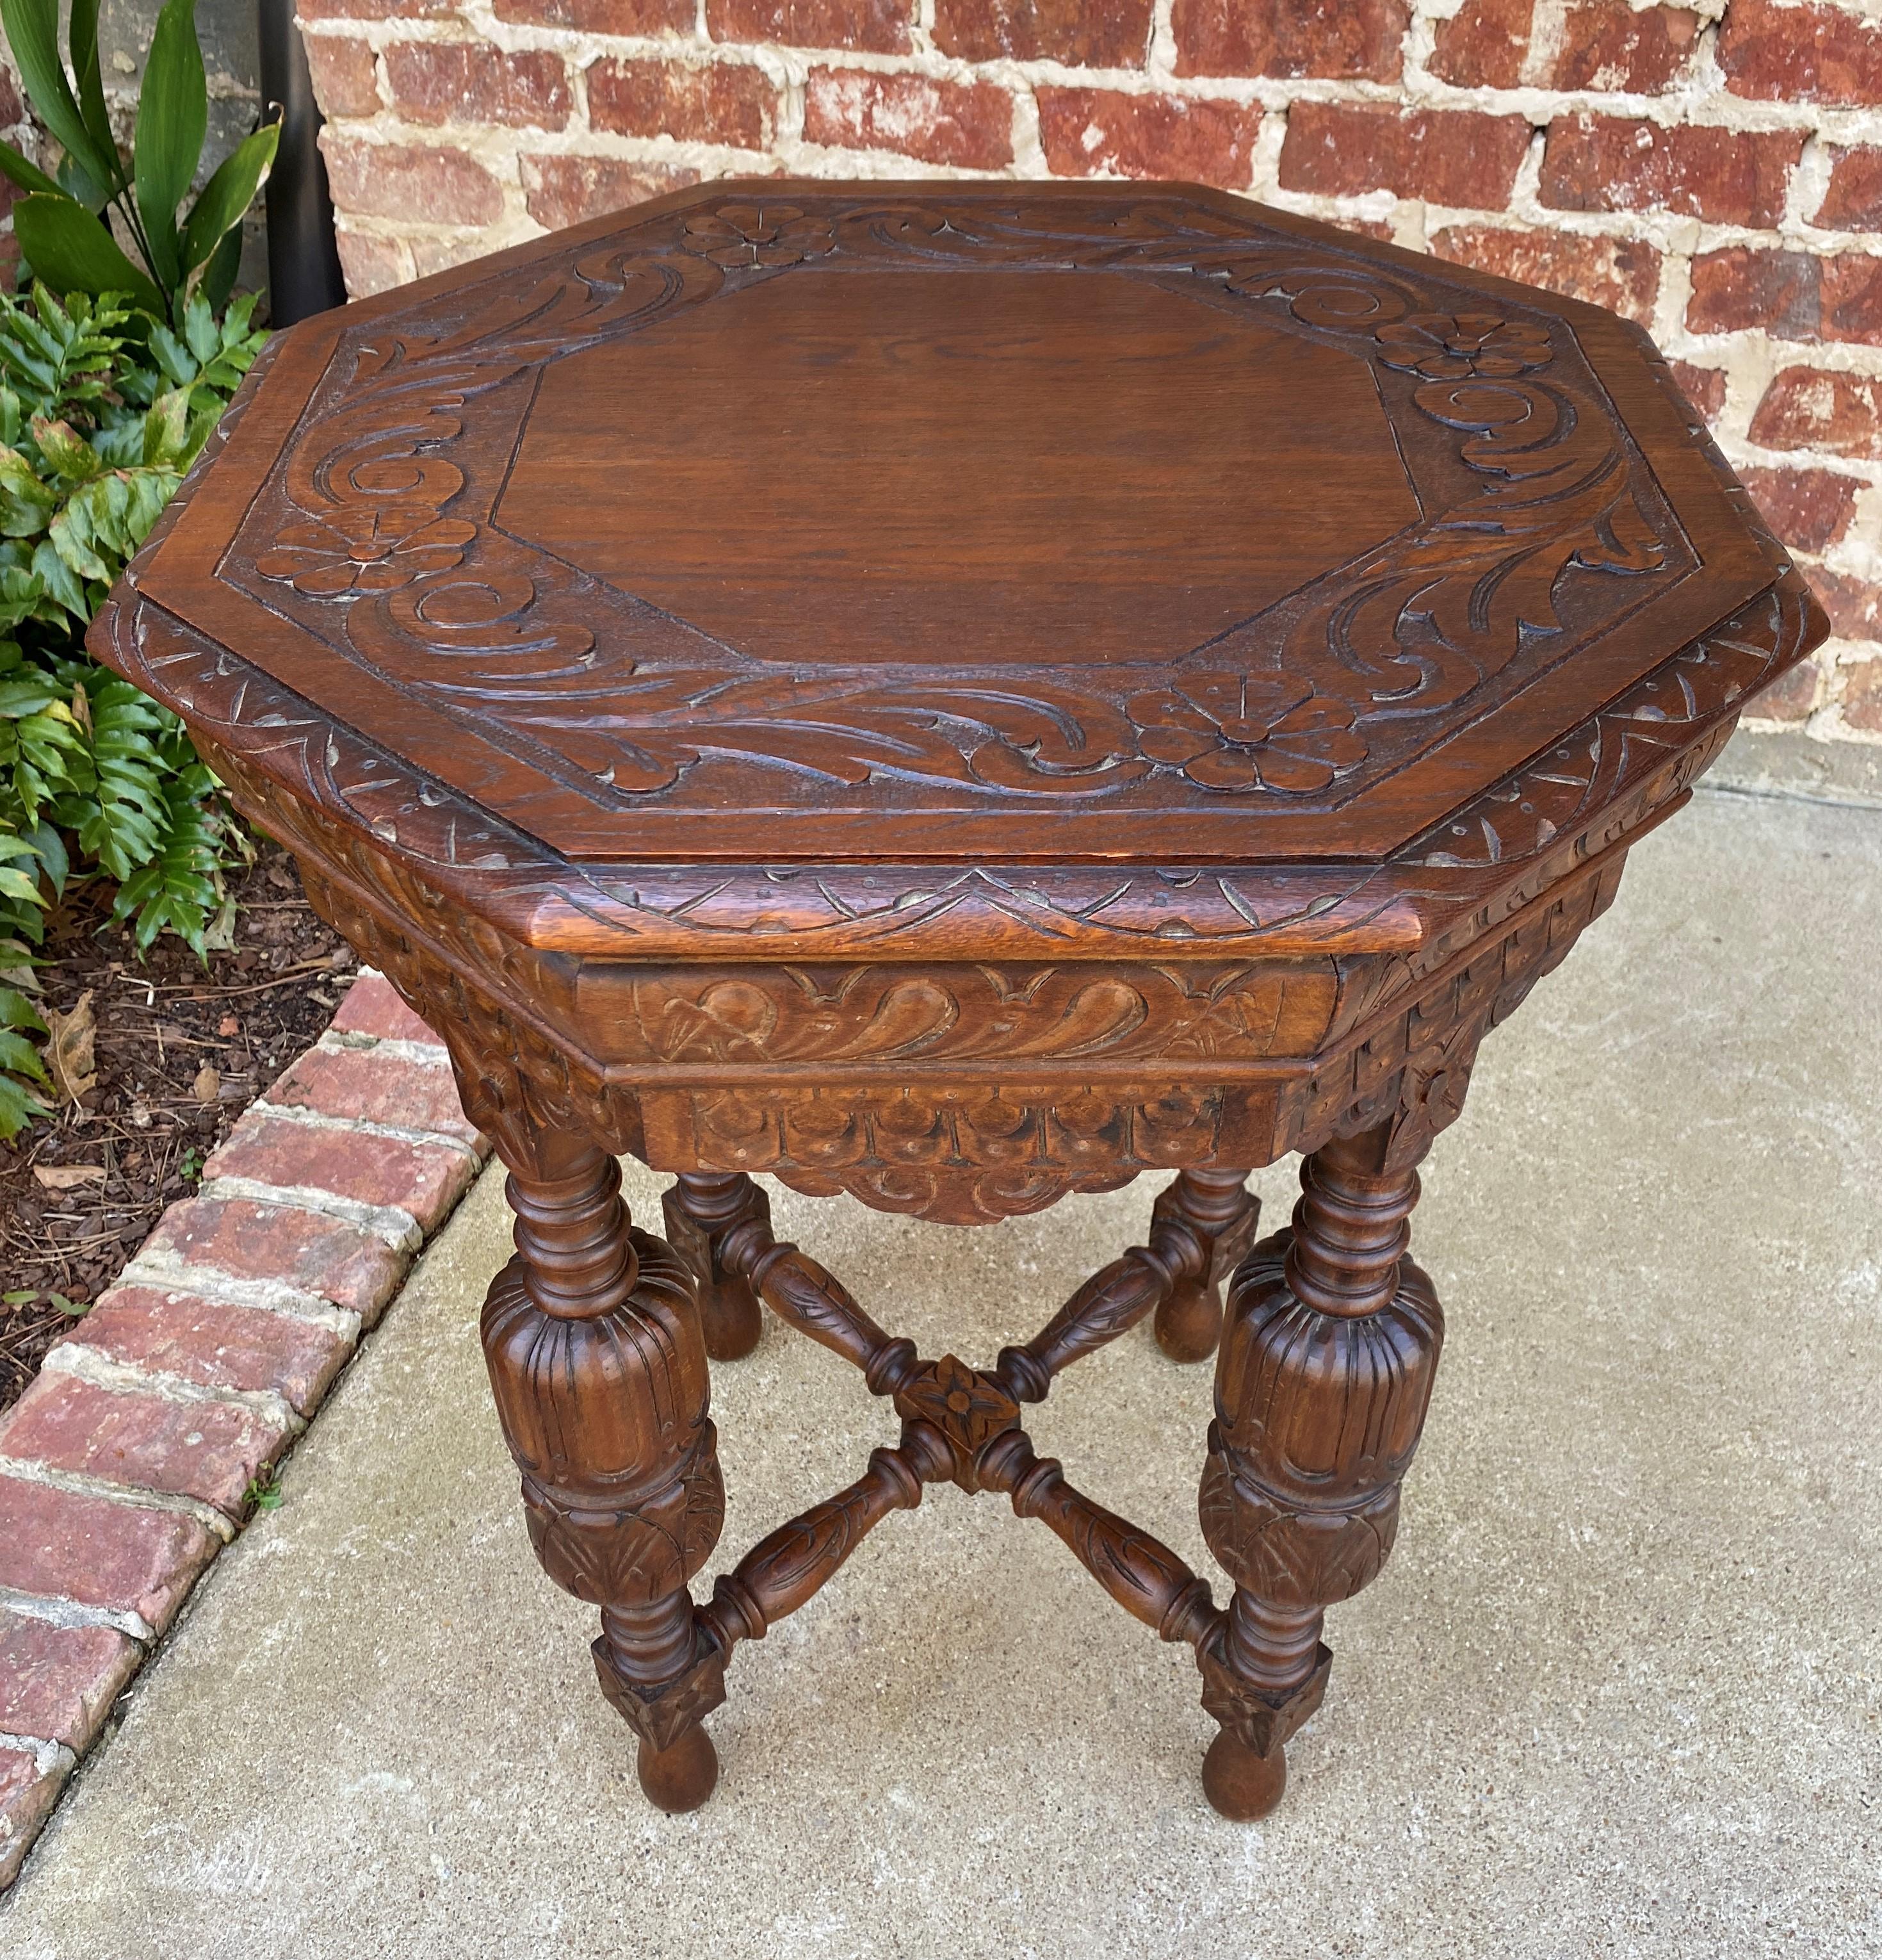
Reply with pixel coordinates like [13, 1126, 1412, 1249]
[54, 147, 112, 215]
[0, 1069, 51, 1138]
[181, 292, 216, 365]
[0, 142, 63, 200]
[12, 195, 166, 317]
[67, 0, 121, 188]
[29, 537, 89, 620]
[0, 0, 118, 193]
[199, 220, 242, 314]
[145, 322, 196, 388]
[23, 819, 67, 894]
[141, 387, 192, 466]
[134, 0, 207, 290]
[179, 122, 277, 275]
[29, 415, 105, 483]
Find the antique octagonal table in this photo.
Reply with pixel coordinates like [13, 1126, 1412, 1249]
[94, 181, 1824, 1822]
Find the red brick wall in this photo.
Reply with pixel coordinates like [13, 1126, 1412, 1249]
[212, 6, 1882, 733]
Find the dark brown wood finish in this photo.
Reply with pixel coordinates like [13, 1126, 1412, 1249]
[91, 179, 1825, 1821]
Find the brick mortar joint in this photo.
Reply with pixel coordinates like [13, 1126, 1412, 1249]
[0, 1457, 241, 1544]
[0, 1586, 154, 1644]
[34, 1343, 304, 1432]
[194, 1176, 423, 1251]
[243, 1097, 487, 1160]
[109, 1258, 364, 1337]
[0, 1732, 76, 1779]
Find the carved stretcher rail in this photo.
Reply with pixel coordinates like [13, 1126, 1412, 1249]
[655, 1168, 1260, 1718]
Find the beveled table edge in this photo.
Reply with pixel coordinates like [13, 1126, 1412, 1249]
[87, 183, 1829, 968]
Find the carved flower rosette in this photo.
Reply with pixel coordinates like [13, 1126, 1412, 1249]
[225, 191, 1690, 828]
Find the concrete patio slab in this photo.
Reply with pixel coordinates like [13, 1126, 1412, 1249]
[3, 782, 1879, 1960]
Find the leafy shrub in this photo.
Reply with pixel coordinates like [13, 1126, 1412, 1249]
[0, 282, 268, 1135]
[0, 0, 279, 320]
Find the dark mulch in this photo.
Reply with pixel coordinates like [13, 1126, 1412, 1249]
[0, 842, 355, 1414]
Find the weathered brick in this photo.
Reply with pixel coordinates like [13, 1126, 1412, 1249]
[383, 42, 569, 130]
[334, 228, 410, 298]
[1037, 89, 1261, 190]
[936, 0, 1151, 66]
[0, 1746, 65, 1890]
[1539, 116, 1803, 228]
[804, 69, 1013, 169]
[0, 1478, 218, 1631]
[0, 1376, 288, 1520]
[1687, 247, 1882, 344]
[72, 1287, 352, 1418]
[1429, 225, 1661, 325]
[1746, 654, 1821, 721]
[1279, 102, 1530, 208]
[1719, 0, 1882, 106]
[1552, 2, 1700, 90]
[140, 1196, 407, 1321]
[0, 63, 24, 127]
[0, 1610, 138, 1752]
[1750, 366, 1882, 458]
[1427, 0, 1529, 87]
[1822, 256, 1882, 344]
[521, 155, 702, 231]
[298, 0, 454, 18]
[1737, 465, 1862, 554]
[588, 58, 779, 149]
[1845, 659, 1882, 731]
[320, 137, 505, 227]
[1172, 0, 1404, 79]
[706, 0, 909, 53]
[266, 1043, 481, 1150]
[1817, 145, 1882, 231]
[1667, 359, 1726, 421]
[495, 0, 687, 22]
[205, 1115, 475, 1232]
[329, 971, 443, 1046]
[1810, 569, 1882, 641]
[302, 34, 381, 118]
[1687, 246, 1818, 338]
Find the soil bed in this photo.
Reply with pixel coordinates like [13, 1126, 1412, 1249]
[0, 842, 352, 1413]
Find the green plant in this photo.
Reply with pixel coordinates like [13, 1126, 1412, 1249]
[0, 282, 266, 1136]
[243, 1466, 283, 1512]
[0, 0, 279, 320]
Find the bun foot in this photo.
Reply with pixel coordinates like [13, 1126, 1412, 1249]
[637, 1726, 719, 1813]
[1154, 1280, 1222, 1364]
[1201, 1731, 1286, 1820]
[699, 1279, 762, 1362]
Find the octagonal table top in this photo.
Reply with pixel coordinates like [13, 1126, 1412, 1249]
[94, 180, 1825, 963]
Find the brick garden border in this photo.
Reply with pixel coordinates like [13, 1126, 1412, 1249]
[0, 972, 490, 1888]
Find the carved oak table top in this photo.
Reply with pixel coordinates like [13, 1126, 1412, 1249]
[95, 181, 1824, 1824]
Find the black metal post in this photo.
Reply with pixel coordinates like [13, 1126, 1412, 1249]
[257, 0, 347, 325]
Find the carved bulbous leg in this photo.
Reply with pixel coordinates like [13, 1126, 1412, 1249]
[661, 1172, 768, 1360]
[1151, 1168, 1261, 1364]
[481, 1143, 728, 1811]
[1196, 1125, 1445, 1819]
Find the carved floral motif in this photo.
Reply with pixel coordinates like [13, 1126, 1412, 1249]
[215, 190, 1696, 819]
[1374, 313, 1552, 381]
[1125, 675, 1368, 794]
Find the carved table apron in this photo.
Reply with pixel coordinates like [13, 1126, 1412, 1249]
[91, 180, 1826, 1820]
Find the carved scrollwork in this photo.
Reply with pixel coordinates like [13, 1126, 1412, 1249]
[196, 188, 1698, 826]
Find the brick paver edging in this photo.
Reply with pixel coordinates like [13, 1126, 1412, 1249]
[0, 972, 491, 1888]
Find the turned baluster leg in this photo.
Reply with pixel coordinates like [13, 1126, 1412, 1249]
[480, 1137, 728, 1813]
[1151, 1167, 1261, 1364]
[662, 1171, 768, 1360]
[1196, 1124, 1446, 1820]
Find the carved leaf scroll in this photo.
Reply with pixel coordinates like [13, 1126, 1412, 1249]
[231, 190, 1689, 816]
